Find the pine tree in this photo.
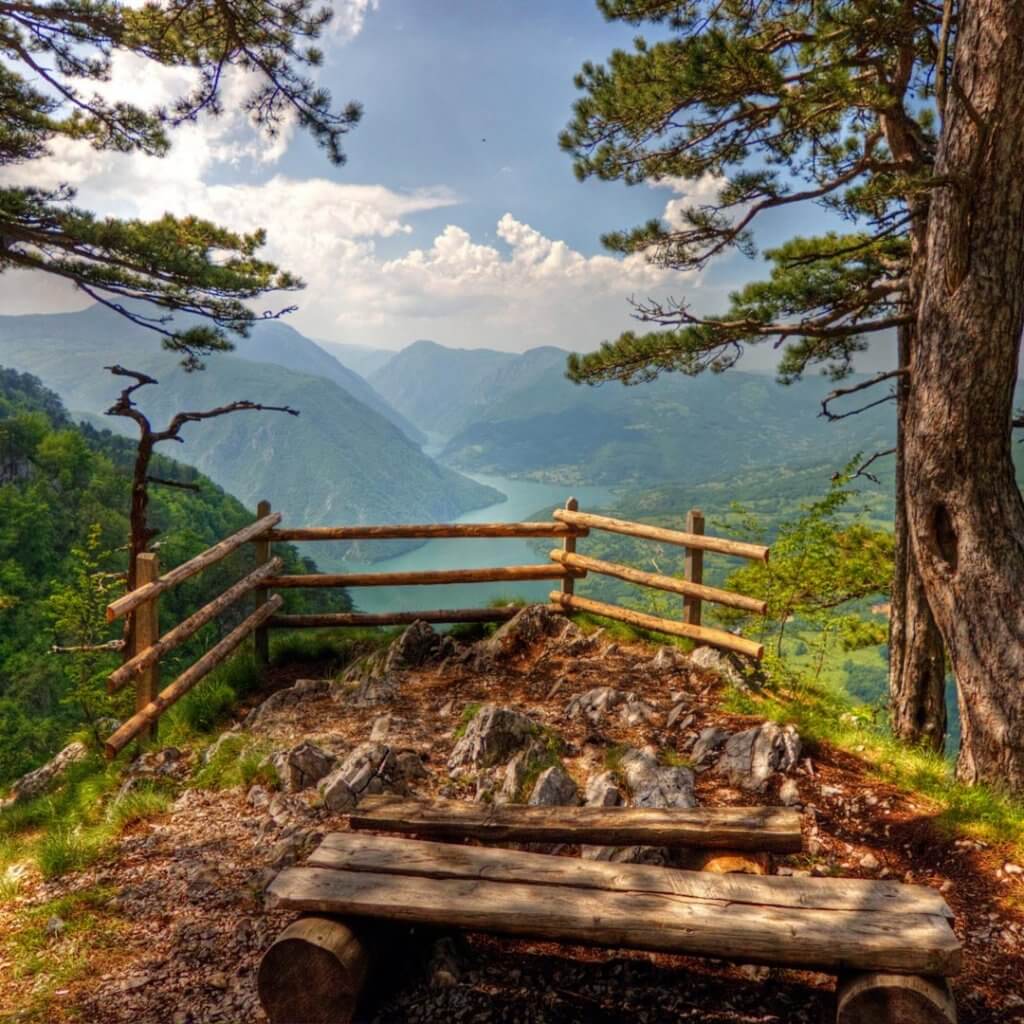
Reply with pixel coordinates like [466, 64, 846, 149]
[0, 0, 362, 366]
[559, 1, 1007, 767]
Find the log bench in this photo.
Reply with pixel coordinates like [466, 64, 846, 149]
[259, 800, 960, 1024]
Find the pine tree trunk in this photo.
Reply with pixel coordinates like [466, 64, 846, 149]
[889, 325, 947, 752]
[908, 0, 1024, 787]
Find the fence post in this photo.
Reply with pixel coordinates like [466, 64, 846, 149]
[254, 499, 272, 669]
[684, 508, 705, 628]
[561, 497, 579, 596]
[134, 552, 160, 745]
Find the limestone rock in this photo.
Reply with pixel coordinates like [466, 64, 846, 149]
[778, 777, 801, 806]
[317, 769, 357, 813]
[499, 742, 544, 802]
[447, 705, 538, 771]
[528, 765, 579, 806]
[2, 740, 88, 806]
[619, 747, 696, 809]
[716, 721, 801, 791]
[383, 620, 443, 673]
[336, 742, 396, 796]
[584, 771, 622, 808]
[689, 646, 745, 685]
[472, 604, 581, 665]
[245, 678, 330, 727]
[619, 695, 662, 728]
[691, 726, 731, 765]
[646, 646, 688, 673]
[565, 686, 629, 724]
[273, 742, 337, 793]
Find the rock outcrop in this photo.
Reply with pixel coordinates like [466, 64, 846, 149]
[1, 740, 89, 808]
[448, 705, 539, 771]
[715, 721, 801, 791]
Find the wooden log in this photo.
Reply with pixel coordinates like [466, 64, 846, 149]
[268, 606, 527, 629]
[107, 557, 283, 692]
[695, 850, 770, 876]
[257, 915, 371, 1024]
[553, 508, 769, 562]
[560, 497, 579, 597]
[266, 565, 581, 589]
[549, 549, 767, 614]
[104, 595, 282, 758]
[684, 508, 705, 627]
[836, 972, 957, 1023]
[308, 832, 954, 918]
[254, 499, 272, 669]
[106, 512, 282, 622]
[267, 868, 961, 976]
[350, 795, 801, 852]
[549, 590, 764, 659]
[268, 522, 588, 541]
[133, 553, 160, 745]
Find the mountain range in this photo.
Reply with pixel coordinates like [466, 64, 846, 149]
[0, 308, 500, 561]
[368, 340, 901, 486]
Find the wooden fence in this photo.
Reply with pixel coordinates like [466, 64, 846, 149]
[102, 499, 768, 758]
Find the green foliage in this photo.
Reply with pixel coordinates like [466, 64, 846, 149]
[454, 703, 483, 740]
[0, 369, 337, 788]
[719, 463, 894, 662]
[0, 0, 363, 358]
[190, 735, 278, 792]
[561, 1, 940, 387]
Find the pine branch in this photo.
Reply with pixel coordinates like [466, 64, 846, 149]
[820, 369, 910, 421]
[147, 476, 201, 492]
[850, 448, 898, 484]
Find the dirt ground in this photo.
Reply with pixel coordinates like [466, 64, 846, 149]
[2, 625, 1023, 1023]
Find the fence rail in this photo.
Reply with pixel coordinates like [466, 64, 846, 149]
[102, 496, 768, 757]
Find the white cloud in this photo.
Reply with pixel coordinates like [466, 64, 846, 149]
[649, 173, 726, 229]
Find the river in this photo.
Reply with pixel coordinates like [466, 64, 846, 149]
[336, 473, 619, 613]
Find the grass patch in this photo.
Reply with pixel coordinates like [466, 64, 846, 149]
[270, 627, 394, 669]
[603, 743, 631, 776]
[453, 703, 483, 740]
[4, 886, 124, 1019]
[659, 748, 693, 769]
[190, 735, 278, 791]
[513, 727, 567, 803]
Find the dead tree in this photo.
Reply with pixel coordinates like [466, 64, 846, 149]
[104, 364, 298, 654]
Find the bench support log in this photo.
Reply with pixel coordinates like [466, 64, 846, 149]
[258, 915, 371, 1024]
[836, 972, 956, 1024]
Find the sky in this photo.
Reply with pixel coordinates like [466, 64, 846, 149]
[0, 0, 872, 366]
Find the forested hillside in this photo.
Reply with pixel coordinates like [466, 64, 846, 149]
[370, 340, 905, 484]
[0, 309, 500, 560]
[0, 369, 346, 786]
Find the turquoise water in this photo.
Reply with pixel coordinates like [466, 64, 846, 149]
[335, 474, 618, 613]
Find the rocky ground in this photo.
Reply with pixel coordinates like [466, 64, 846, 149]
[2, 606, 1024, 1023]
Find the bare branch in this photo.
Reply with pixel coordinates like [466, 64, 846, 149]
[153, 401, 299, 443]
[820, 368, 910, 421]
[51, 639, 126, 654]
[850, 447, 898, 484]
[147, 475, 200, 492]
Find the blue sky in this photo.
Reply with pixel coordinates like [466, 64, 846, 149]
[0, 0, 882, 368]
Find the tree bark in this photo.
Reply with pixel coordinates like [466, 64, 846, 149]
[909, 0, 1024, 787]
[889, 324, 948, 752]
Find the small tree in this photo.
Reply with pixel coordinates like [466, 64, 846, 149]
[104, 365, 297, 595]
[46, 525, 126, 746]
[0, 0, 363, 364]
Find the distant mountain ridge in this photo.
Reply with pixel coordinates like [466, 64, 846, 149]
[0, 307, 501, 562]
[366, 339, 902, 486]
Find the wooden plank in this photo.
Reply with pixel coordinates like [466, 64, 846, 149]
[266, 565, 581, 589]
[266, 868, 961, 976]
[350, 796, 801, 852]
[108, 556, 283, 692]
[106, 512, 282, 621]
[269, 522, 588, 541]
[684, 508, 705, 627]
[104, 595, 282, 758]
[553, 508, 769, 562]
[549, 590, 764, 659]
[133, 553, 160, 745]
[549, 549, 767, 615]
[269, 606, 528, 629]
[309, 832, 954, 919]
